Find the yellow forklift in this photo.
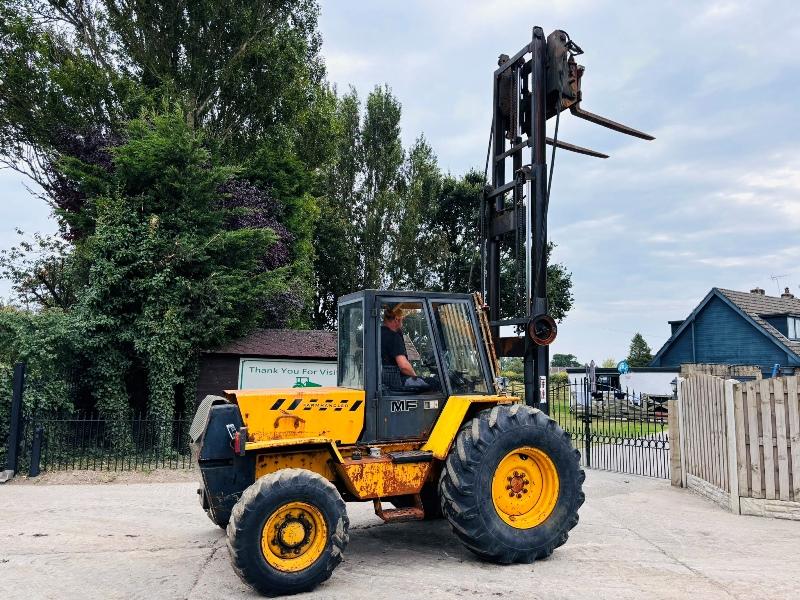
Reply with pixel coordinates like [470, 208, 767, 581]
[190, 26, 652, 596]
[191, 291, 582, 594]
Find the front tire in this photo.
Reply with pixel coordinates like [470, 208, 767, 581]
[227, 469, 349, 596]
[439, 404, 584, 564]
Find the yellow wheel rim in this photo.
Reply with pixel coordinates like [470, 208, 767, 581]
[491, 446, 559, 529]
[261, 501, 328, 572]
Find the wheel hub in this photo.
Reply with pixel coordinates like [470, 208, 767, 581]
[261, 502, 328, 572]
[491, 447, 559, 529]
[277, 516, 310, 550]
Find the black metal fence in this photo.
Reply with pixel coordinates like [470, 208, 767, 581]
[1, 363, 195, 476]
[515, 378, 671, 479]
[17, 412, 194, 474]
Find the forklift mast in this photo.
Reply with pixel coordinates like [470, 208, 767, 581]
[482, 27, 653, 413]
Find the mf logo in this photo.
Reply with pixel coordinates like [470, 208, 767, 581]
[390, 399, 418, 412]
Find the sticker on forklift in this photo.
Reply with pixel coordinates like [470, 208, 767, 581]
[539, 375, 547, 404]
[390, 399, 418, 412]
[424, 400, 439, 410]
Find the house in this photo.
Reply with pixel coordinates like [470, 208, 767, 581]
[196, 329, 337, 403]
[650, 287, 800, 376]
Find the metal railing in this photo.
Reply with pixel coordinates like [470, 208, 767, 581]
[19, 412, 194, 474]
[514, 378, 671, 479]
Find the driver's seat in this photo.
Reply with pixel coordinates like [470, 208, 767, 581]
[381, 365, 423, 395]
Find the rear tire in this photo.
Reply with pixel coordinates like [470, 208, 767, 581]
[227, 469, 349, 596]
[439, 404, 584, 564]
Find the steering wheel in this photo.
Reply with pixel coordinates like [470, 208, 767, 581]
[419, 349, 439, 371]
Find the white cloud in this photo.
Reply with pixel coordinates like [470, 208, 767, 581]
[324, 51, 375, 84]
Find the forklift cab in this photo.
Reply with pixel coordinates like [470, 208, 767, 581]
[337, 290, 497, 444]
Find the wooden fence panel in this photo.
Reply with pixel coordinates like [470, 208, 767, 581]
[773, 378, 790, 501]
[733, 384, 748, 495]
[745, 380, 763, 498]
[674, 375, 800, 519]
[788, 377, 800, 501]
[737, 376, 799, 506]
[714, 376, 726, 489]
[760, 379, 776, 500]
[701, 376, 712, 484]
[678, 374, 730, 505]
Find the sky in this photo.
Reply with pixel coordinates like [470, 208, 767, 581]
[2, 0, 800, 364]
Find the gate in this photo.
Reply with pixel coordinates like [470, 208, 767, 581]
[547, 378, 671, 478]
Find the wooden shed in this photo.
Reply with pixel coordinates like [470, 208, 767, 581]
[196, 329, 337, 404]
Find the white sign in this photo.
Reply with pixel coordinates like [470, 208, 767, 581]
[238, 358, 338, 390]
[539, 375, 547, 404]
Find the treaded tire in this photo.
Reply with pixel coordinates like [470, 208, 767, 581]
[226, 469, 349, 596]
[439, 404, 585, 564]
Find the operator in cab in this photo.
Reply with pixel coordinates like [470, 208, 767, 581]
[381, 307, 428, 390]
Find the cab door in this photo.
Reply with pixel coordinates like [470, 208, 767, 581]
[376, 296, 447, 441]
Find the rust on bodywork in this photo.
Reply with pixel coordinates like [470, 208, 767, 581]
[334, 456, 432, 500]
[255, 449, 337, 481]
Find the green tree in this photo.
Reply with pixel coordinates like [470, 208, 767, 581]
[0, 0, 328, 189]
[601, 358, 617, 368]
[425, 171, 484, 294]
[626, 333, 653, 367]
[544, 244, 574, 323]
[389, 135, 441, 289]
[74, 112, 283, 421]
[312, 88, 362, 327]
[552, 353, 580, 367]
[1, 1, 328, 313]
[0, 0, 331, 422]
[0, 231, 76, 310]
[360, 85, 404, 289]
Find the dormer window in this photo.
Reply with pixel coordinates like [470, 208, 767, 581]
[789, 317, 800, 340]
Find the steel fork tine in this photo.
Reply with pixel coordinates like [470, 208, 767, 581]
[569, 105, 655, 141]
[546, 137, 609, 159]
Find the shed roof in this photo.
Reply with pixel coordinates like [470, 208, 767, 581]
[208, 329, 337, 359]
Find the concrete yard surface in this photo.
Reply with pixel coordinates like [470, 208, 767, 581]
[1, 470, 799, 599]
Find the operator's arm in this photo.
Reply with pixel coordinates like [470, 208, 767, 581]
[395, 354, 417, 378]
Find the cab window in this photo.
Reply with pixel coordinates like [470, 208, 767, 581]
[431, 302, 489, 394]
[379, 301, 441, 395]
[338, 301, 364, 389]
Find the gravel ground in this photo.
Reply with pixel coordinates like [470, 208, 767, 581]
[1, 469, 799, 600]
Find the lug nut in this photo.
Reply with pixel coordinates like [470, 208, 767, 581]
[508, 491, 515, 497]
[506, 484, 511, 490]
[516, 493, 522, 499]
[524, 479, 529, 485]
[507, 476, 512, 481]
[523, 488, 528, 494]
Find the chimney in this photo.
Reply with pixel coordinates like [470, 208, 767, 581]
[781, 287, 795, 299]
[750, 287, 765, 295]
